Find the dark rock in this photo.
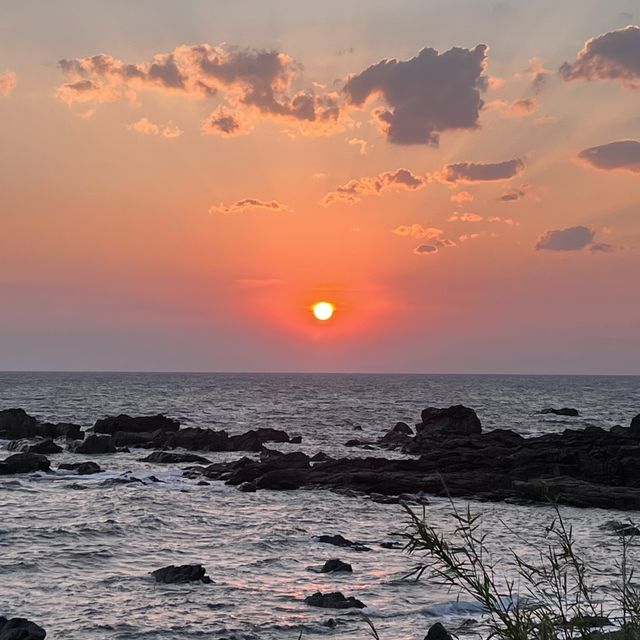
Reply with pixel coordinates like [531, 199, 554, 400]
[36, 422, 83, 440]
[369, 493, 400, 504]
[59, 461, 101, 475]
[316, 534, 371, 552]
[304, 591, 365, 609]
[353, 425, 363, 431]
[8, 439, 62, 455]
[0, 617, 46, 640]
[424, 622, 453, 640]
[139, 451, 212, 465]
[392, 421, 413, 435]
[600, 520, 640, 537]
[630, 413, 640, 437]
[94, 414, 180, 435]
[344, 439, 371, 447]
[380, 541, 403, 549]
[0, 409, 38, 439]
[321, 559, 352, 573]
[151, 564, 212, 584]
[541, 407, 580, 417]
[310, 452, 333, 463]
[255, 468, 307, 490]
[227, 428, 290, 452]
[70, 434, 116, 455]
[0, 453, 50, 475]
[289, 435, 302, 444]
[418, 405, 482, 436]
[237, 481, 257, 492]
[112, 431, 156, 448]
[259, 450, 310, 468]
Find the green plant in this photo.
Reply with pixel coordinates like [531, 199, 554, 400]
[397, 500, 640, 640]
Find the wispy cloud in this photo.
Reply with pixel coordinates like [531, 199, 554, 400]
[209, 198, 291, 215]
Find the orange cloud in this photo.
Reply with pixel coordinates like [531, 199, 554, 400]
[0, 71, 16, 96]
[128, 117, 183, 138]
[450, 191, 474, 203]
[392, 224, 443, 240]
[321, 168, 427, 206]
[209, 199, 291, 215]
[448, 212, 483, 222]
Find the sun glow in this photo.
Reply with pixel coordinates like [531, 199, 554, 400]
[312, 301, 335, 321]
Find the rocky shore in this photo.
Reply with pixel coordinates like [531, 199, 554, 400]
[2, 405, 640, 511]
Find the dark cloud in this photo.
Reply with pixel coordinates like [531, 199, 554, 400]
[414, 244, 438, 255]
[441, 158, 524, 183]
[590, 242, 615, 253]
[344, 45, 487, 145]
[322, 168, 427, 206]
[578, 140, 640, 174]
[498, 186, 527, 201]
[535, 226, 596, 251]
[202, 106, 251, 136]
[560, 26, 640, 88]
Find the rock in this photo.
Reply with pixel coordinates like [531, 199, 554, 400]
[380, 541, 403, 549]
[304, 591, 365, 609]
[36, 422, 83, 440]
[259, 450, 310, 468]
[424, 622, 453, 640]
[600, 520, 640, 537]
[630, 413, 640, 437]
[151, 564, 211, 584]
[0, 453, 50, 475]
[237, 481, 257, 492]
[370, 493, 400, 504]
[255, 468, 307, 490]
[58, 461, 101, 475]
[94, 414, 180, 435]
[418, 405, 482, 436]
[227, 428, 290, 452]
[0, 409, 38, 439]
[392, 421, 413, 435]
[289, 435, 302, 444]
[8, 439, 62, 455]
[69, 434, 116, 455]
[0, 617, 47, 640]
[541, 407, 580, 417]
[139, 451, 212, 465]
[316, 534, 371, 552]
[310, 452, 333, 463]
[321, 559, 352, 573]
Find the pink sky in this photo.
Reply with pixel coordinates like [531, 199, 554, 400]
[0, 1, 639, 373]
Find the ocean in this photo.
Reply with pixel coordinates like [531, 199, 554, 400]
[1, 372, 639, 639]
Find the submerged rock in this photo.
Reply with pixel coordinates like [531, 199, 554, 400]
[316, 534, 371, 552]
[0, 616, 46, 640]
[0, 453, 50, 475]
[541, 407, 580, 417]
[320, 559, 352, 573]
[58, 461, 101, 475]
[151, 564, 212, 584]
[304, 591, 365, 609]
[0, 409, 38, 439]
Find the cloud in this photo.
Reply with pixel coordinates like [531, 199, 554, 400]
[0, 71, 16, 96]
[209, 198, 290, 215]
[526, 57, 552, 93]
[440, 158, 525, 183]
[560, 25, 640, 88]
[57, 45, 342, 134]
[348, 137, 368, 155]
[202, 106, 252, 137]
[450, 191, 474, 203]
[498, 186, 528, 201]
[578, 140, 640, 174]
[448, 212, 483, 222]
[128, 116, 183, 138]
[413, 244, 438, 255]
[392, 224, 443, 240]
[487, 97, 537, 117]
[590, 242, 615, 253]
[535, 226, 597, 251]
[343, 44, 488, 145]
[321, 168, 427, 206]
[459, 233, 480, 242]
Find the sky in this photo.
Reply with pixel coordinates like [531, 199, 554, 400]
[1, 0, 639, 374]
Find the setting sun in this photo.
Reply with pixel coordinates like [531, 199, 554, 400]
[312, 301, 335, 321]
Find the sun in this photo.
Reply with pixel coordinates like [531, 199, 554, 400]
[312, 301, 335, 321]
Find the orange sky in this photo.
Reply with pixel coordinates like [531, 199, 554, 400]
[0, 0, 639, 373]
